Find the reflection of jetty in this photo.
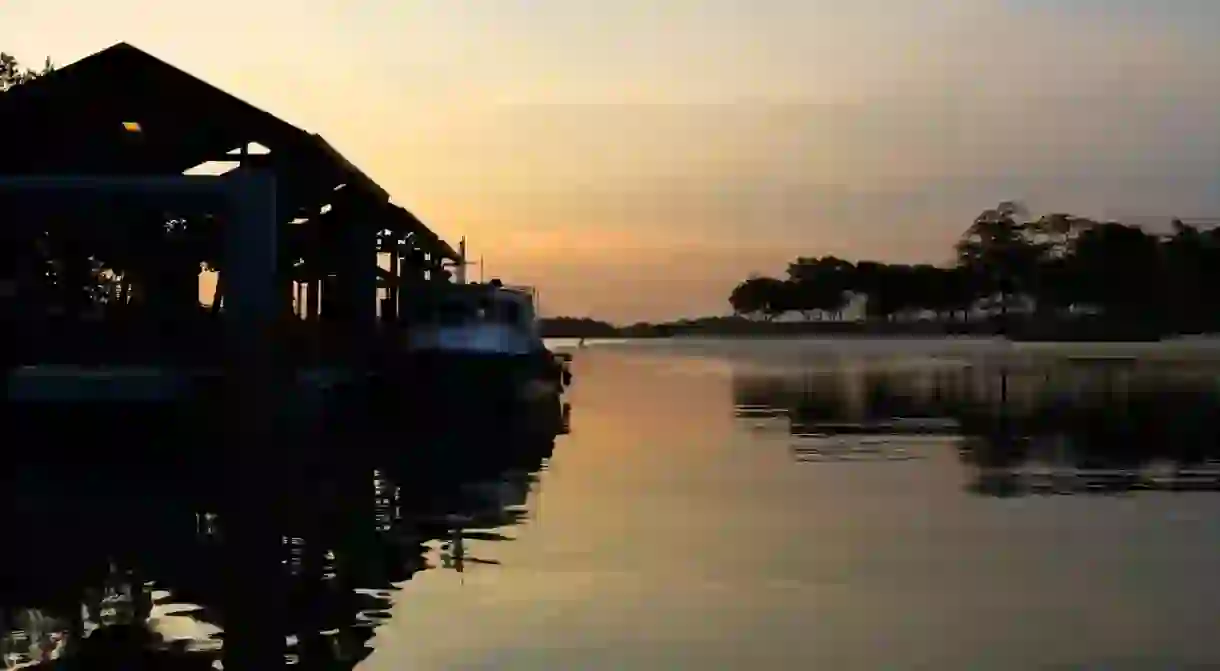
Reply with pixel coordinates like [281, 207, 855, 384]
[0, 43, 572, 392]
[0, 43, 465, 455]
[0, 415, 559, 669]
[0, 43, 573, 471]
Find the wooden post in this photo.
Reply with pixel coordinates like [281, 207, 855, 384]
[307, 277, 320, 321]
[395, 239, 406, 321]
[346, 214, 377, 363]
[220, 168, 286, 671]
[222, 168, 277, 431]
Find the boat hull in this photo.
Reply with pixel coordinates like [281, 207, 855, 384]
[390, 350, 566, 433]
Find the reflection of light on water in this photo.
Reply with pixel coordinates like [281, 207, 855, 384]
[543, 338, 630, 352]
[2, 610, 68, 669]
[971, 457, 1220, 495]
[0, 391, 559, 669]
[3, 579, 177, 668]
[789, 433, 952, 462]
[147, 590, 222, 653]
[734, 404, 789, 422]
[409, 472, 543, 582]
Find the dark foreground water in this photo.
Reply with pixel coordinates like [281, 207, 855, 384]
[9, 337, 1220, 669]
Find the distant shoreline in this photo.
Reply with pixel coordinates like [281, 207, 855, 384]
[539, 316, 1202, 343]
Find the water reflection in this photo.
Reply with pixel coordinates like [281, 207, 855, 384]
[733, 358, 1220, 495]
[0, 399, 561, 669]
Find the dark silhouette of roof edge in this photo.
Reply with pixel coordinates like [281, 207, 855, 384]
[0, 42, 458, 258]
[308, 133, 389, 202]
[0, 42, 305, 147]
[105, 42, 302, 139]
[390, 204, 457, 260]
[0, 42, 393, 202]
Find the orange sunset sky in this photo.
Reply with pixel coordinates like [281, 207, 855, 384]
[3, 0, 1219, 323]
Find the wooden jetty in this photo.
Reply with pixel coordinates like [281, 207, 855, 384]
[0, 42, 560, 450]
[0, 43, 459, 365]
[0, 44, 572, 670]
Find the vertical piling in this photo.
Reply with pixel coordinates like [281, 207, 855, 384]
[220, 169, 286, 670]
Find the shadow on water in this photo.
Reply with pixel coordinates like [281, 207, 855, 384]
[0, 393, 567, 669]
[732, 357, 1220, 496]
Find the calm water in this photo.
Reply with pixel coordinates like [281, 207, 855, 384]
[8, 337, 1220, 669]
[371, 338, 1220, 670]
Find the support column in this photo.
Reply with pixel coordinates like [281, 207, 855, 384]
[306, 277, 320, 321]
[222, 168, 277, 373]
[221, 168, 286, 671]
[347, 219, 376, 331]
[391, 240, 406, 323]
[320, 275, 339, 320]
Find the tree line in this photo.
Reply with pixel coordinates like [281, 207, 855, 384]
[0, 52, 53, 91]
[728, 201, 1220, 334]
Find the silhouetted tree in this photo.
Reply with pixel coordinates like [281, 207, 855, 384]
[942, 265, 980, 322]
[0, 52, 53, 91]
[908, 264, 948, 318]
[1029, 255, 1077, 316]
[1068, 221, 1165, 321]
[1029, 212, 1090, 258]
[726, 203, 1220, 336]
[785, 256, 853, 319]
[1160, 219, 1220, 332]
[0, 53, 54, 294]
[730, 275, 788, 320]
[955, 201, 1047, 322]
[850, 260, 886, 320]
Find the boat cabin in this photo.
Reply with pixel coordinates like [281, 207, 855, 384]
[398, 281, 544, 356]
[402, 283, 537, 331]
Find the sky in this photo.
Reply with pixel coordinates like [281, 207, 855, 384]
[3, 0, 1219, 322]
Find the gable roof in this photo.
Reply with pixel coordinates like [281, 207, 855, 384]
[0, 42, 456, 259]
[0, 43, 386, 204]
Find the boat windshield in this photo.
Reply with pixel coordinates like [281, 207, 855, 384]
[410, 293, 529, 327]
[436, 300, 473, 326]
[499, 300, 521, 324]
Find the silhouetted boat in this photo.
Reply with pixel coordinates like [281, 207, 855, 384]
[398, 280, 571, 429]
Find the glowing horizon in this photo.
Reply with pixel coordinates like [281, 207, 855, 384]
[4, 0, 1219, 322]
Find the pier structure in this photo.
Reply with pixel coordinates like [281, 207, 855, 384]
[0, 42, 459, 373]
[0, 42, 573, 671]
[0, 41, 481, 499]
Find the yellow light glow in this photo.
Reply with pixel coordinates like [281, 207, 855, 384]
[121, 121, 142, 133]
